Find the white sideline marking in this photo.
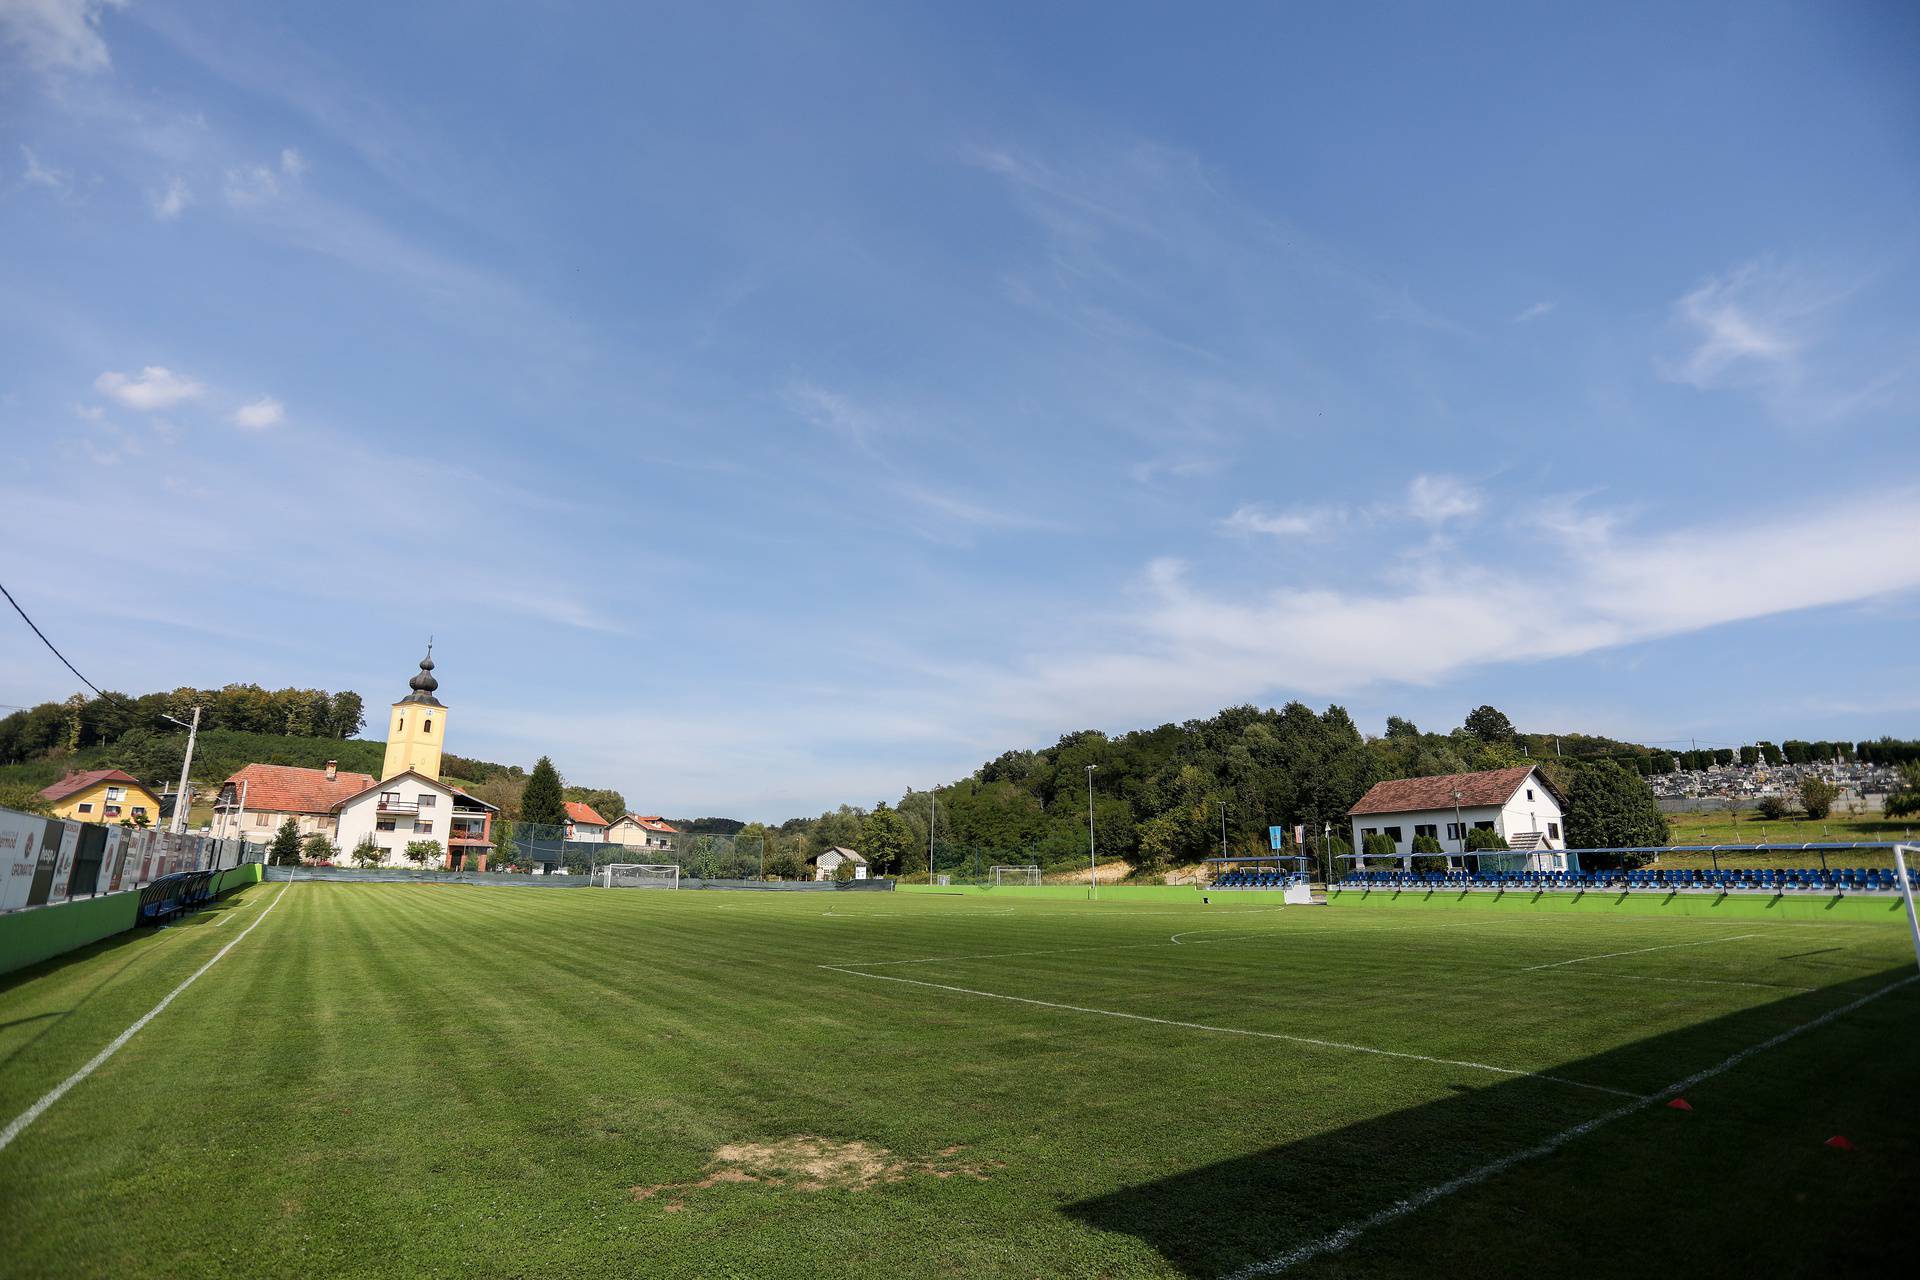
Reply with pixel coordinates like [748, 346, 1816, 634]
[819, 965, 1641, 1100]
[1544, 970, 1815, 994]
[1518, 932, 1762, 971]
[1224, 973, 1920, 1277]
[0, 880, 295, 1154]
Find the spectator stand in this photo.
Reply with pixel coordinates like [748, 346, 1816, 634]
[1333, 842, 1917, 898]
[1204, 855, 1313, 903]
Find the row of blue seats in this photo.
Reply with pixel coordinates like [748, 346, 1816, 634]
[1337, 867, 1913, 894]
[136, 869, 218, 924]
[1210, 872, 1306, 889]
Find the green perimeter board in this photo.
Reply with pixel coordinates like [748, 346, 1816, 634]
[0, 862, 264, 976]
[1327, 886, 1910, 923]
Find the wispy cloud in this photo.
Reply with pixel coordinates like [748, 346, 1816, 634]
[1219, 504, 1322, 538]
[0, 0, 124, 75]
[1513, 300, 1556, 323]
[1406, 473, 1483, 524]
[150, 175, 190, 220]
[94, 365, 205, 410]
[1669, 262, 1803, 390]
[19, 144, 69, 191]
[232, 396, 284, 429]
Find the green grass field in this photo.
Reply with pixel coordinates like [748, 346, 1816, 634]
[1, 882, 1915, 1278]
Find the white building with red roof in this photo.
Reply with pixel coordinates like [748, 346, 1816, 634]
[562, 802, 609, 843]
[607, 813, 679, 852]
[1347, 765, 1566, 868]
[212, 760, 376, 842]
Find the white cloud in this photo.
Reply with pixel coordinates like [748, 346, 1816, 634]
[1513, 300, 1556, 323]
[1670, 263, 1801, 390]
[94, 365, 206, 410]
[223, 163, 279, 206]
[0, 0, 125, 74]
[231, 396, 284, 429]
[1219, 503, 1321, 538]
[19, 144, 68, 190]
[279, 147, 306, 177]
[151, 175, 190, 220]
[1406, 473, 1482, 524]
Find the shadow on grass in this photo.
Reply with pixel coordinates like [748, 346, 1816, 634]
[1064, 966, 1918, 1278]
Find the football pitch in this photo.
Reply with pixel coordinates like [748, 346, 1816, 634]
[1, 882, 1914, 1279]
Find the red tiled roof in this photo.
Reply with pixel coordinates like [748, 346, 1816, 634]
[564, 801, 608, 827]
[40, 768, 145, 804]
[221, 763, 376, 815]
[618, 814, 679, 833]
[1348, 766, 1544, 816]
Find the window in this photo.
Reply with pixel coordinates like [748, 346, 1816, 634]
[1526, 788, 1535, 801]
[397, 715, 404, 732]
[416, 820, 433, 834]
[380, 792, 401, 807]
[1548, 822, 1561, 840]
[1473, 820, 1495, 831]
[1414, 824, 1437, 839]
[1360, 827, 1377, 838]
[1383, 826, 1403, 843]
[424, 717, 432, 734]
[133, 806, 148, 819]
[376, 817, 397, 832]
[78, 802, 93, 814]
[1446, 822, 1464, 840]
[103, 805, 122, 818]
[106, 786, 125, 801]
[254, 813, 271, 827]
[416, 794, 436, 808]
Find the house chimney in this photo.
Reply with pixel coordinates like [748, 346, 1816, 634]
[325, 760, 338, 781]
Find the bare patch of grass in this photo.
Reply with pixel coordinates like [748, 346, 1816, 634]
[631, 1137, 999, 1208]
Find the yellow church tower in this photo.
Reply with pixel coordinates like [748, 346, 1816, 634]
[381, 645, 446, 781]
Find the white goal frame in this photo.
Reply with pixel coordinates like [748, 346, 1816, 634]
[601, 863, 681, 890]
[989, 864, 1042, 887]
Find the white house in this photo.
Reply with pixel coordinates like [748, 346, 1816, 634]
[1347, 766, 1568, 871]
[563, 802, 609, 843]
[334, 769, 497, 868]
[608, 813, 679, 851]
[812, 846, 868, 880]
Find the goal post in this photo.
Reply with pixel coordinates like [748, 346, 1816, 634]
[989, 864, 1041, 887]
[602, 863, 680, 890]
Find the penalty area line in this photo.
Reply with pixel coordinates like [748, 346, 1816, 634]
[818, 964, 1640, 1100]
[1518, 931, 1762, 971]
[1222, 972, 1920, 1277]
[0, 879, 297, 1154]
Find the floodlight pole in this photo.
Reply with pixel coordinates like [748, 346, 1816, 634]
[1450, 787, 1464, 864]
[1086, 764, 1097, 901]
[1896, 845, 1920, 974]
[928, 790, 936, 884]
[161, 705, 202, 834]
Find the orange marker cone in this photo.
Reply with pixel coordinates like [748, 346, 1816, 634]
[1666, 1097, 1693, 1111]
[1824, 1135, 1855, 1150]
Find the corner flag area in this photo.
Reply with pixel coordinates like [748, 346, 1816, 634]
[1, 882, 1914, 1277]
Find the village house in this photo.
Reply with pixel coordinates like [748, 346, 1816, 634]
[563, 802, 609, 843]
[607, 813, 680, 852]
[810, 846, 868, 881]
[38, 769, 163, 827]
[1347, 765, 1568, 870]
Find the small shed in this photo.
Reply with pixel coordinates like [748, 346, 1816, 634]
[812, 846, 869, 881]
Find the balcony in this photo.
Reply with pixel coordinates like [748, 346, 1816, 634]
[375, 796, 419, 815]
[450, 825, 491, 845]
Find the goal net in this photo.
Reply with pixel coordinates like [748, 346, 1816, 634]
[603, 863, 680, 890]
[989, 865, 1041, 887]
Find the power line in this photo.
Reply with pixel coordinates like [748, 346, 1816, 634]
[0, 580, 138, 713]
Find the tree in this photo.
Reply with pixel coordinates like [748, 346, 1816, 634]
[1463, 705, 1516, 744]
[1361, 831, 1398, 858]
[0, 783, 53, 815]
[766, 849, 803, 881]
[1563, 761, 1669, 856]
[1466, 826, 1509, 851]
[404, 838, 443, 869]
[520, 756, 567, 829]
[268, 817, 302, 866]
[351, 836, 384, 868]
[1756, 795, 1793, 821]
[300, 833, 338, 864]
[1885, 763, 1920, 818]
[328, 691, 366, 738]
[1411, 833, 1443, 854]
[832, 857, 856, 883]
[1798, 774, 1838, 821]
[859, 802, 914, 877]
[566, 787, 625, 825]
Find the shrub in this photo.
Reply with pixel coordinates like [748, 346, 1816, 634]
[1798, 774, 1838, 822]
[268, 818, 302, 866]
[1756, 795, 1793, 821]
[351, 836, 384, 868]
[1466, 826, 1509, 852]
[833, 858, 857, 883]
[1361, 832, 1398, 857]
[300, 833, 338, 864]
[1411, 834, 1444, 854]
[405, 839, 444, 869]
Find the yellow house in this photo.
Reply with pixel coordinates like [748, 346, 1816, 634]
[39, 768, 164, 827]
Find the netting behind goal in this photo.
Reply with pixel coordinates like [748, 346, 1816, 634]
[989, 864, 1042, 887]
[603, 863, 680, 889]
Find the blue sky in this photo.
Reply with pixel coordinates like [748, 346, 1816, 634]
[2, 1, 1917, 817]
